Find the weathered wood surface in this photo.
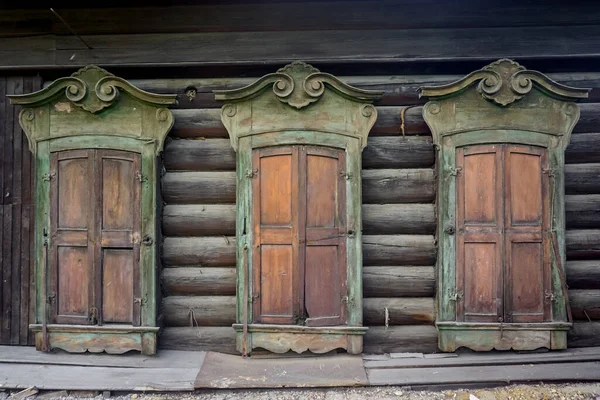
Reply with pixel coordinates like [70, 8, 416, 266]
[363, 325, 438, 354]
[566, 230, 600, 259]
[566, 260, 600, 290]
[162, 136, 435, 171]
[566, 195, 600, 230]
[564, 164, 600, 195]
[162, 204, 435, 236]
[162, 296, 435, 327]
[0, 364, 199, 391]
[363, 266, 434, 298]
[133, 73, 600, 108]
[161, 266, 435, 298]
[0, 76, 39, 346]
[167, 104, 600, 139]
[8, 2, 600, 38]
[6, 25, 600, 69]
[159, 327, 237, 353]
[162, 268, 237, 296]
[568, 322, 600, 348]
[162, 237, 236, 268]
[569, 290, 600, 320]
[366, 361, 600, 386]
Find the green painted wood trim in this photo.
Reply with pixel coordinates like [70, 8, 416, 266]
[421, 59, 589, 350]
[218, 63, 379, 353]
[34, 141, 51, 324]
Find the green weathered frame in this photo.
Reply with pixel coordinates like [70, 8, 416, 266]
[215, 61, 382, 355]
[8, 65, 176, 355]
[419, 59, 589, 352]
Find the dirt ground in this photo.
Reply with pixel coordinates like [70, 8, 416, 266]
[4, 383, 600, 400]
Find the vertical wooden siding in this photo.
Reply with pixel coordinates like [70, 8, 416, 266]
[150, 71, 600, 354]
[0, 75, 41, 345]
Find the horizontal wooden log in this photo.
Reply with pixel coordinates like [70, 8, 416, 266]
[565, 164, 600, 195]
[134, 73, 600, 109]
[168, 104, 600, 139]
[162, 236, 236, 268]
[163, 235, 436, 267]
[362, 169, 435, 204]
[162, 136, 434, 171]
[363, 235, 436, 266]
[364, 298, 434, 326]
[162, 172, 236, 204]
[162, 203, 435, 236]
[158, 327, 237, 354]
[162, 296, 434, 327]
[7, 25, 600, 69]
[162, 205, 236, 236]
[10, 2, 600, 38]
[566, 195, 600, 230]
[162, 296, 236, 327]
[569, 290, 600, 320]
[566, 260, 600, 290]
[568, 322, 600, 348]
[362, 204, 435, 235]
[566, 133, 600, 164]
[162, 268, 236, 296]
[162, 169, 435, 205]
[363, 325, 438, 354]
[566, 230, 600, 260]
[363, 266, 435, 298]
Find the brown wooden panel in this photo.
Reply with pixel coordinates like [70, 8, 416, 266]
[259, 152, 292, 226]
[259, 245, 294, 324]
[50, 150, 95, 326]
[456, 145, 503, 323]
[304, 246, 341, 325]
[463, 151, 498, 225]
[57, 156, 90, 230]
[102, 157, 134, 230]
[461, 240, 501, 322]
[102, 249, 134, 324]
[508, 240, 544, 322]
[253, 146, 298, 324]
[56, 246, 90, 320]
[508, 152, 542, 225]
[504, 145, 550, 322]
[306, 154, 337, 228]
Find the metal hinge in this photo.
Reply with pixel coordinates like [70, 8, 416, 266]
[134, 297, 144, 306]
[42, 172, 56, 182]
[135, 172, 147, 183]
[340, 171, 353, 180]
[246, 169, 258, 179]
[449, 291, 463, 302]
[251, 293, 260, 303]
[542, 167, 556, 177]
[88, 307, 99, 325]
[545, 290, 556, 302]
[447, 166, 462, 177]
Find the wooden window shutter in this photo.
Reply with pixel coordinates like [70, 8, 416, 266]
[420, 58, 589, 351]
[49, 150, 95, 325]
[97, 150, 141, 326]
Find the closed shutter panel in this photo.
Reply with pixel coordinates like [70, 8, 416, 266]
[97, 150, 141, 325]
[303, 146, 347, 326]
[456, 144, 503, 323]
[252, 146, 299, 324]
[504, 145, 550, 323]
[50, 150, 95, 325]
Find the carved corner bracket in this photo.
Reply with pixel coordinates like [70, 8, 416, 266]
[419, 58, 589, 106]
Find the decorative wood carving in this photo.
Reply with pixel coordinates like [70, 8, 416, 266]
[215, 61, 382, 355]
[8, 65, 177, 355]
[419, 58, 589, 352]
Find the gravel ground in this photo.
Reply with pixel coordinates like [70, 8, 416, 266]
[4, 383, 600, 400]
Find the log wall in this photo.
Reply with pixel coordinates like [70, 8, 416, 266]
[151, 72, 600, 354]
[0, 75, 41, 346]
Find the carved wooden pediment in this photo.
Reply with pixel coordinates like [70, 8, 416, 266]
[419, 59, 590, 143]
[8, 65, 177, 154]
[215, 61, 382, 150]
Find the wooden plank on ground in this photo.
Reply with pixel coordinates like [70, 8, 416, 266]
[366, 361, 600, 386]
[194, 351, 368, 388]
[0, 364, 198, 391]
[0, 346, 205, 369]
[364, 347, 600, 369]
